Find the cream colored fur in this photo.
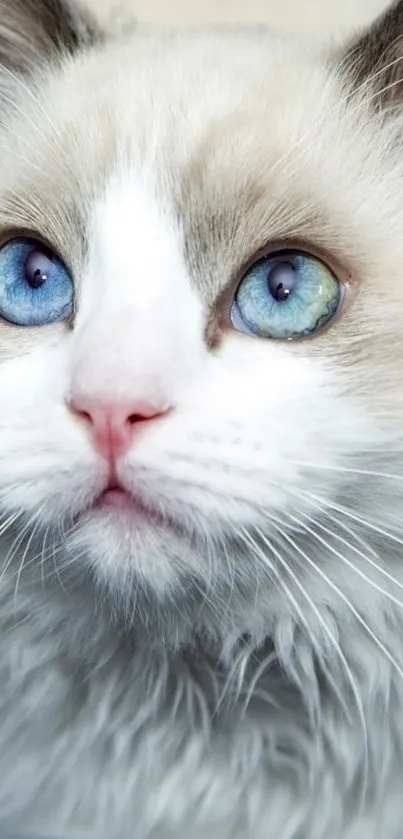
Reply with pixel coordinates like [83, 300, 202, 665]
[83, 0, 388, 36]
[0, 2, 403, 838]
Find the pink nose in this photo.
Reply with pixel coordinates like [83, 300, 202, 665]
[69, 396, 167, 459]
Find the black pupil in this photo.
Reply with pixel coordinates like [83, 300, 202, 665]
[267, 261, 297, 302]
[25, 247, 54, 289]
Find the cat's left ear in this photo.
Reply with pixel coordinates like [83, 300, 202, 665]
[344, 0, 403, 108]
[0, 0, 102, 104]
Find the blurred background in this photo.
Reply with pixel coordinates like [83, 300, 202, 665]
[85, 0, 389, 39]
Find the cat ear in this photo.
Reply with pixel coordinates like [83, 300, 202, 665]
[0, 0, 101, 102]
[344, 0, 403, 109]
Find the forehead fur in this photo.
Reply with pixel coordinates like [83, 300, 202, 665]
[0, 22, 403, 393]
[0, 30, 399, 260]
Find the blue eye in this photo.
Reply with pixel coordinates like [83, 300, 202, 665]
[231, 250, 343, 340]
[0, 238, 74, 326]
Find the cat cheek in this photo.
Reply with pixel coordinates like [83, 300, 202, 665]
[0, 342, 100, 512]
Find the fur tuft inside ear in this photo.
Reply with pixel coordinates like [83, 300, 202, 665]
[0, 0, 101, 103]
[344, 0, 403, 109]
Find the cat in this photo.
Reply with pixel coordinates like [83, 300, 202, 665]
[0, 0, 403, 836]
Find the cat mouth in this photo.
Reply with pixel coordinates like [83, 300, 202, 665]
[88, 479, 191, 541]
[92, 479, 172, 528]
[93, 480, 157, 523]
[96, 485, 141, 512]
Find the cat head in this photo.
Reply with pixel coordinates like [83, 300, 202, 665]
[0, 0, 402, 649]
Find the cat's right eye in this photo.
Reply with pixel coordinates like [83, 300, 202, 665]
[231, 249, 343, 341]
[0, 237, 73, 326]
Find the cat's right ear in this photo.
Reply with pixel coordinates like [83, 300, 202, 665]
[343, 0, 403, 109]
[0, 0, 102, 105]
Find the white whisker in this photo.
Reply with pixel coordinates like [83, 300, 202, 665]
[255, 520, 367, 736]
[13, 513, 44, 610]
[298, 512, 403, 602]
[241, 522, 369, 809]
[0, 511, 21, 539]
[240, 527, 335, 722]
[271, 512, 403, 685]
[300, 506, 379, 559]
[288, 460, 403, 482]
[288, 485, 403, 552]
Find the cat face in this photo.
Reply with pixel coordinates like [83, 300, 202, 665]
[0, 0, 402, 636]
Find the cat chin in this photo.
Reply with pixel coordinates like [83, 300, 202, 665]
[64, 506, 203, 600]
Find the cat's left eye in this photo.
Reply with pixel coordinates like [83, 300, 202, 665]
[0, 237, 73, 326]
[231, 249, 343, 341]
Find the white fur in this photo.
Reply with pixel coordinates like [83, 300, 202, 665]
[0, 6, 403, 839]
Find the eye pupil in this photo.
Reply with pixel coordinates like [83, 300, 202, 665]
[31, 268, 46, 288]
[25, 248, 53, 289]
[267, 261, 296, 302]
[273, 283, 289, 302]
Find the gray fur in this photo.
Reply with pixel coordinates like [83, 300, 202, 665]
[0, 2, 403, 839]
[344, 0, 403, 108]
[0, 0, 100, 104]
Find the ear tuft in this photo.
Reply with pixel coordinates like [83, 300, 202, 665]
[344, 0, 403, 109]
[0, 0, 101, 95]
